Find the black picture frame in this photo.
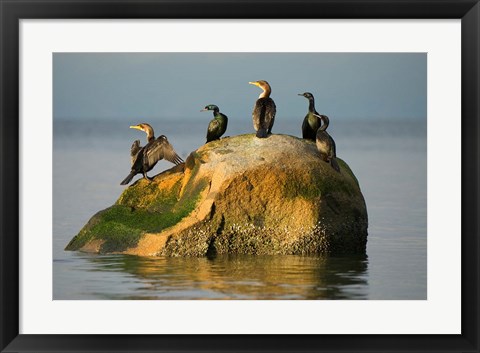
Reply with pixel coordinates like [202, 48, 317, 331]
[1, 1, 479, 352]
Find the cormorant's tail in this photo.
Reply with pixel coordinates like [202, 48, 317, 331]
[120, 171, 136, 185]
[330, 158, 340, 173]
[256, 128, 268, 138]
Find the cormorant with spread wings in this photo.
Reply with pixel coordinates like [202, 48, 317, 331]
[120, 123, 183, 185]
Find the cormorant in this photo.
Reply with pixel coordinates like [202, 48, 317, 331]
[120, 123, 184, 185]
[313, 114, 340, 172]
[298, 92, 322, 141]
[249, 80, 276, 138]
[200, 104, 228, 143]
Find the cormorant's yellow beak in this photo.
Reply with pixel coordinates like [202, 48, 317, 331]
[249, 81, 260, 87]
[129, 125, 143, 131]
[298, 93, 304, 96]
[200, 108, 208, 112]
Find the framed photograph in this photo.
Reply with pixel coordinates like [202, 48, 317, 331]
[1, 0, 479, 352]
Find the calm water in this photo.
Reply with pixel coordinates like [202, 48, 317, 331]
[53, 119, 427, 300]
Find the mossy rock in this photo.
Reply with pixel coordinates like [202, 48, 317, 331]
[66, 134, 368, 256]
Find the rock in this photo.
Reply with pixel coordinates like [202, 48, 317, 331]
[65, 134, 368, 256]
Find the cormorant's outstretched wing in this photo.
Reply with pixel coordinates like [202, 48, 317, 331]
[143, 135, 184, 167]
[130, 140, 142, 166]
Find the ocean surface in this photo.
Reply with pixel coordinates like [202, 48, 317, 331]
[53, 118, 427, 300]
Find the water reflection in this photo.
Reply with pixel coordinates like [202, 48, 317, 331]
[53, 120, 427, 300]
[77, 254, 369, 300]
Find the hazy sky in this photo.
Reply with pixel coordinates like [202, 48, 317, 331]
[53, 53, 426, 122]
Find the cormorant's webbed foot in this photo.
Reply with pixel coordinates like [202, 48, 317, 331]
[143, 173, 154, 182]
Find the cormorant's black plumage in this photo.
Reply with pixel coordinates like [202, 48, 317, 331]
[201, 104, 228, 143]
[249, 80, 276, 138]
[314, 114, 340, 173]
[298, 92, 322, 141]
[120, 123, 183, 185]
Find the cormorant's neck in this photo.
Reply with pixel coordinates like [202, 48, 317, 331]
[212, 108, 220, 117]
[145, 127, 155, 142]
[308, 97, 316, 113]
[259, 85, 271, 98]
[319, 115, 330, 131]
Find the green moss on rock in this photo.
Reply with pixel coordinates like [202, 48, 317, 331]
[65, 168, 208, 253]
